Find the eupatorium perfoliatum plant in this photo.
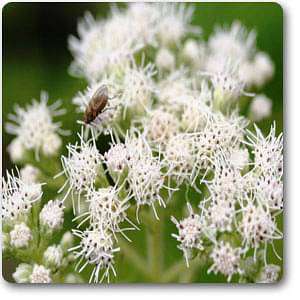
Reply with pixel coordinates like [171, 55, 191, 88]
[2, 3, 283, 284]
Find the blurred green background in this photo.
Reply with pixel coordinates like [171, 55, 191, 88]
[2, 2, 283, 283]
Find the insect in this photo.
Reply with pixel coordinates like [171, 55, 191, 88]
[84, 85, 109, 124]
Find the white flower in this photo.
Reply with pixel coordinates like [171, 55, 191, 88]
[143, 108, 179, 146]
[104, 143, 130, 175]
[156, 3, 198, 46]
[124, 134, 167, 219]
[208, 21, 256, 63]
[43, 245, 64, 269]
[155, 48, 176, 71]
[181, 96, 211, 132]
[10, 223, 32, 248]
[126, 3, 161, 46]
[121, 61, 156, 116]
[171, 203, 205, 266]
[182, 39, 206, 68]
[257, 264, 281, 283]
[204, 199, 235, 232]
[250, 94, 272, 121]
[78, 186, 132, 235]
[251, 173, 283, 211]
[209, 59, 250, 103]
[2, 170, 43, 222]
[5, 91, 66, 160]
[192, 112, 248, 176]
[208, 152, 245, 204]
[252, 52, 274, 87]
[208, 241, 242, 282]
[40, 200, 64, 230]
[60, 231, 74, 250]
[125, 129, 153, 159]
[68, 10, 142, 81]
[158, 70, 195, 113]
[20, 164, 40, 184]
[29, 264, 52, 283]
[207, 21, 274, 90]
[42, 133, 62, 156]
[239, 202, 282, 252]
[246, 123, 283, 178]
[70, 229, 120, 283]
[13, 263, 32, 283]
[229, 148, 249, 171]
[164, 134, 195, 184]
[127, 152, 166, 220]
[60, 132, 102, 204]
[7, 137, 25, 162]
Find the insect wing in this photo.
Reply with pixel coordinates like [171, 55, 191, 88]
[91, 85, 109, 111]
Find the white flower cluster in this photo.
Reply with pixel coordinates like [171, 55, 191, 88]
[66, 3, 283, 283]
[10, 231, 75, 283]
[69, 3, 197, 81]
[64, 129, 169, 282]
[2, 170, 43, 223]
[4, 3, 282, 284]
[2, 168, 70, 283]
[6, 91, 68, 161]
[172, 125, 283, 281]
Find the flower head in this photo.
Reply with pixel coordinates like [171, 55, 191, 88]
[157, 70, 196, 113]
[256, 264, 281, 283]
[246, 123, 283, 178]
[13, 263, 32, 283]
[29, 264, 52, 283]
[5, 91, 66, 160]
[121, 60, 156, 116]
[250, 94, 272, 121]
[39, 200, 64, 231]
[79, 186, 131, 234]
[182, 39, 206, 69]
[7, 137, 25, 162]
[204, 199, 235, 233]
[208, 21, 256, 62]
[104, 142, 130, 175]
[171, 203, 205, 266]
[239, 202, 282, 252]
[20, 164, 40, 184]
[10, 222, 32, 248]
[127, 151, 166, 219]
[155, 48, 176, 71]
[164, 133, 195, 184]
[43, 245, 64, 269]
[208, 241, 242, 282]
[143, 108, 180, 147]
[70, 229, 120, 283]
[68, 9, 143, 81]
[60, 132, 102, 205]
[156, 3, 199, 47]
[2, 170, 42, 223]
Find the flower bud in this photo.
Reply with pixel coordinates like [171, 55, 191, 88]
[10, 223, 32, 249]
[43, 245, 63, 269]
[13, 263, 33, 283]
[60, 231, 74, 252]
